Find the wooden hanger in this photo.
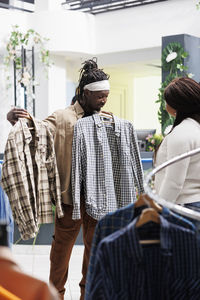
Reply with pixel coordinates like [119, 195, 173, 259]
[99, 111, 115, 124]
[136, 208, 160, 228]
[136, 207, 161, 244]
[24, 114, 34, 130]
[135, 193, 162, 213]
[135, 194, 161, 244]
[99, 111, 113, 118]
[26, 114, 32, 120]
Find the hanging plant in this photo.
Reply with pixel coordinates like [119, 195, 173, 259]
[3, 24, 53, 92]
[156, 42, 192, 135]
[161, 42, 188, 74]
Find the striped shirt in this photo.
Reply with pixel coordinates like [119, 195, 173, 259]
[85, 203, 196, 299]
[71, 114, 144, 220]
[1, 118, 63, 240]
[89, 216, 200, 299]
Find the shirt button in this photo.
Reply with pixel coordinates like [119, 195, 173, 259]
[97, 124, 102, 128]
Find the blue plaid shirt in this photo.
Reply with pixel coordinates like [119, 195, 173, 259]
[88, 216, 200, 299]
[85, 203, 196, 299]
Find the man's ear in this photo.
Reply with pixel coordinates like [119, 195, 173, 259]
[84, 89, 90, 97]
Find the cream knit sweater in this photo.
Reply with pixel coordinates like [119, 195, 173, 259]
[155, 118, 200, 204]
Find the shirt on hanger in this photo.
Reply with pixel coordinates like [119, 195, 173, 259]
[85, 203, 196, 299]
[1, 117, 63, 240]
[89, 216, 200, 300]
[71, 114, 144, 220]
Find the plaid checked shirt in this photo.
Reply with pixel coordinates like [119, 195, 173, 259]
[71, 114, 144, 220]
[85, 203, 196, 299]
[1, 118, 63, 240]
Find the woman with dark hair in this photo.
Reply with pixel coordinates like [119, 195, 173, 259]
[155, 77, 200, 212]
[7, 58, 110, 300]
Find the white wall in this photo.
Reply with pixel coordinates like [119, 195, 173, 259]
[133, 76, 161, 132]
[95, 0, 200, 54]
[1, 0, 199, 56]
[0, 59, 13, 153]
[0, 8, 95, 55]
[27, 10, 96, 54]
[47, 55, 67, 115]
[0, 11, 28, 52]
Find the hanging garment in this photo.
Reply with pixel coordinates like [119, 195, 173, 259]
[89, 216, 200, 300]
[1, 117, 63, 240]
[85, 203, 196, 299]
[0, 163, 14, 246]
[71, 114, 144, 220]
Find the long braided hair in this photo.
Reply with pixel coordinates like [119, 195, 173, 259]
[77, 58, 109, 102]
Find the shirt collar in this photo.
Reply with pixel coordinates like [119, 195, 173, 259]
[19, 117, 39, 144]
[74, 101, 84, 117]
[92, 113, 121, 136]
[126, 215, 172, 262]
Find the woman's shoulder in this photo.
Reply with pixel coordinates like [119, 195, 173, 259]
[168, 118, 200, 147]
[171, 118, 200, 136]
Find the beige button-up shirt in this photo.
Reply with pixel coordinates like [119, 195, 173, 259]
[43, 101, 84, 205]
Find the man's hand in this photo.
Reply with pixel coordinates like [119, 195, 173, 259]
[7, 107, 29, 126]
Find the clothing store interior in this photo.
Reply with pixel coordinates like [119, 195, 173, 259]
[1, 0, 200, 299]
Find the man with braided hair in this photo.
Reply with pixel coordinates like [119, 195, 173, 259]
[7, 58, 110, 300]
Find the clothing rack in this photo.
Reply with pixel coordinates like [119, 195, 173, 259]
[144, 147, 200, 221]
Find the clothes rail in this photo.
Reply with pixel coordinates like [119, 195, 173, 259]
[144, 147, 200, 221]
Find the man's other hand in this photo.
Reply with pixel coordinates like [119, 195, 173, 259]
[7, 107, 29, 126]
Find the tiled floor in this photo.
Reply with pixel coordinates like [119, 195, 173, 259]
[12, 244, 84, 300]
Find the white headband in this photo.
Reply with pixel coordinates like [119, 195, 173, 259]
[83, 80, 110, 91]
